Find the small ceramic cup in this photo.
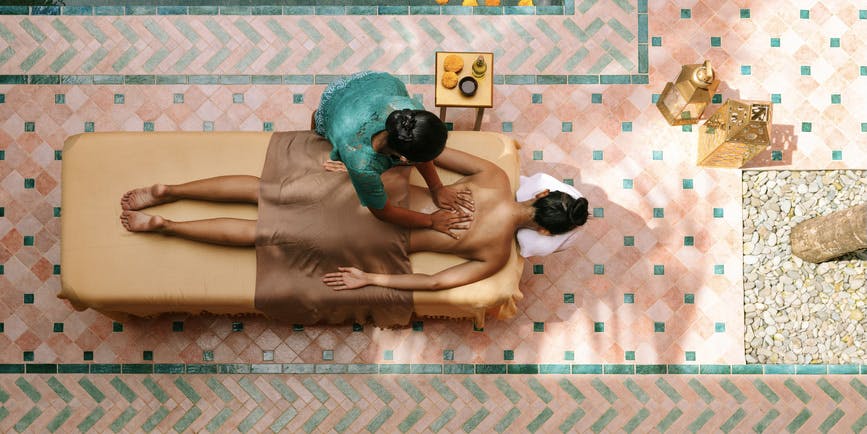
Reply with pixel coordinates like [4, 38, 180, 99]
[459, 76, 478, 96]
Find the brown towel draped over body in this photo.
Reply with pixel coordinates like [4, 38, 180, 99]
[254, 131, 414, 327]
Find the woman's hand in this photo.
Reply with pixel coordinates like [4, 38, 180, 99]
[322, 267, 370, 290]
[432, 185, 475, 213]
[322, 160, 347, 173]
[430, 209, 473, 239]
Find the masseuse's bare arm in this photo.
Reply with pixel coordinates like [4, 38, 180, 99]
[370, 200, 471, 239]
[415, 160, 474, 212]
[322, 255, 504, 291]
[433, 147, 499, 177]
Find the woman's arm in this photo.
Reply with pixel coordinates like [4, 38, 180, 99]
[370, 200, 471, 239]
[432, 147, 499, 177]
[322, 257, 503, 291]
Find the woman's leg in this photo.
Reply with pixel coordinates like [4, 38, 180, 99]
[121, 175, 260, 210]
[120, 210, 256, 247]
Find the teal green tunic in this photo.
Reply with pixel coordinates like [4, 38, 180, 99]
[314, 71, 423, 209]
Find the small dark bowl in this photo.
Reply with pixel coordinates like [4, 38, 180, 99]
[458, 76, 478, 96]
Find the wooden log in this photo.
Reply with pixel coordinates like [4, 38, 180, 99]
[791, 204, 867, 263]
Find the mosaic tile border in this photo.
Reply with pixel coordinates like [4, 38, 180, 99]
[1, 3, 574, 17]
[0, 73, 650, 86]
[1, 364, 866, 375]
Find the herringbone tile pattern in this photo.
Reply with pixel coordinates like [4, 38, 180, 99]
[2, 374, 867, 433]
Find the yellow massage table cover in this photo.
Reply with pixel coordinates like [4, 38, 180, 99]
[60, 131, 523, 326]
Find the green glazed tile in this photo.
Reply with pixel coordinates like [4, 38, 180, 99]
[604, 364, 634, 374]
[636, 364, 666, 374]
[732, 365, 762, 374]
[593, 150, 603, 160]
[594, 322, 604, 333]
[625, 351, 635, 361]
[123, 364, 154, 374]
[740, 8, 750, 18]
[443, 364, 474, 374]
[476, 364, 507, 374]
[700, 364, 731, 374]
[563, 293, 574, 304]
[624, 293, 634, 304]
[572, 364, 602, 374]
[654, 322, 665, 332]
[508, 364, 539, 374]
[540, 364, 571, 374]
[685, 351, 696, 361]
[652, 150, 663, 160]
[593, 264, 604, 275]
[90, 364, 121, 374]
[411, 364, 442, 374]
[503, 350, 514, 361]
[26, 363, 57, 374]
[667, 364, 698, 374]
[711, 36, 721, 47]
[59, 364, 89, 373]
[796, 365, 827, 375]
[380, 364, 411, 374]
[53, 323, 63, 332]
[533, 322, 544, 332]
[154, 364, 185, 374]
[186, 364, 218, 374]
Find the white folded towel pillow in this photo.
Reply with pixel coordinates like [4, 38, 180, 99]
[515, 173, 583, 257]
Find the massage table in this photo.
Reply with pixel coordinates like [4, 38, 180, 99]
[59, 131, 523, 327]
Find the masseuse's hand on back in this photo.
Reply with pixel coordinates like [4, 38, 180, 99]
[432, 185, 474, 213]
[430, 208, 472, 240]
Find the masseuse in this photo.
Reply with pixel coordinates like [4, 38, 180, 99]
[315, 71, 473, 238]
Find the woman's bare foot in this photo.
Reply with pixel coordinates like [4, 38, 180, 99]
[120, 210, 166, 233]
[121, 184, 172, 210]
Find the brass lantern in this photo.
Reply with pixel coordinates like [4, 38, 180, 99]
[697, 99, 773, 168]
[656, 60, 720, 125]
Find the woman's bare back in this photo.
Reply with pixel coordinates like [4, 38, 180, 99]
[407, 167, 515, 264]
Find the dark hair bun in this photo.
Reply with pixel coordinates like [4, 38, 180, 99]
[569, 197, 589, 226]
[392, 109, 416, 142]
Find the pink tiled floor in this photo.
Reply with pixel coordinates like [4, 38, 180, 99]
[1, 0, 866, 367]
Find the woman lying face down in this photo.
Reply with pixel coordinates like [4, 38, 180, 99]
[321, 147, 589, 292]
[119, 145, 587, 292]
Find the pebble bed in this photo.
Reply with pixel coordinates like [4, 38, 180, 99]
[743, 170, 867, 364]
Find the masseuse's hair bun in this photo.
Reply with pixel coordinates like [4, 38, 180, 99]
[386, 109, 447, 163]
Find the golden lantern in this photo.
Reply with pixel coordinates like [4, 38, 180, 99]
[656, 60, 720, 125]
[697, 99, 773, 168]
